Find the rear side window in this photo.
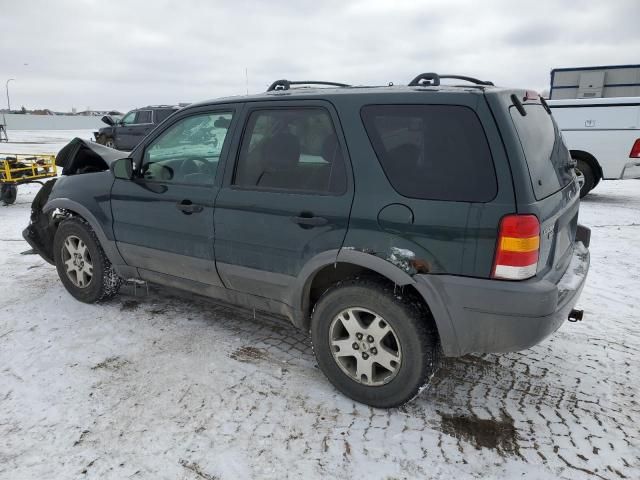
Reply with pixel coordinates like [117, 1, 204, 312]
[135, 110, 152, 124]
[510, 105, 573, 200]
[361, 105, 497, 202]
[233, 108, 347, 194]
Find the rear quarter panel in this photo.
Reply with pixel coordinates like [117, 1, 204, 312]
[333, 90, 515, 278]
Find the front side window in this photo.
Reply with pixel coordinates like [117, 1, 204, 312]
[121, 111, 136, 125]
[135, 110, 152, 124]
[361, 105, 497, 202]
[141, 112, 233, 185]
[233, 108, 347, 194]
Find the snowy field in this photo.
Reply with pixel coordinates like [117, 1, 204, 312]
[1, 133, 639, 479]
[1, 129, 95, 155]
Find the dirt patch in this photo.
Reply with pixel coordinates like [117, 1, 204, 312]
[120, 300, 139, 311]
[230, 346, 269, 364]
[440, 411, 519, 456]
[179, 459, 219, 480]
[91, 356, 129, 371]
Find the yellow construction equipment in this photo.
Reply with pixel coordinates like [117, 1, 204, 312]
[1, 153, 57, 205]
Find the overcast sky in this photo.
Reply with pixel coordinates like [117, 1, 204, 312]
[1, 0, 638, 112]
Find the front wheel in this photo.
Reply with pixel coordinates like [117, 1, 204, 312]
[53, 217, 122, 303]
[98, 135, 116, 149]
[1, 184, 17, 205]
[311, 278, 440, 408]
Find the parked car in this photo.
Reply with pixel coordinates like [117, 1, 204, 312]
[94, 105, 179, 151]
[24, 74, 590, 408]
[548, 97, 640, 197]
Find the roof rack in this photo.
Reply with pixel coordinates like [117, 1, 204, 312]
[408, 73, 494, 87]
[141, 104, 180, 109]
[267, 80, 351, 92]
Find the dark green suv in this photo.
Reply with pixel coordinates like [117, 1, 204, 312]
[24, 73, 590, 407]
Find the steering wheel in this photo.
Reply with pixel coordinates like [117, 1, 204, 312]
[178, 157, 215, 180]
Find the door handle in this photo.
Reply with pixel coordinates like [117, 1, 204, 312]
[291, 215, 328, 227]
[176, 200, 203, 215]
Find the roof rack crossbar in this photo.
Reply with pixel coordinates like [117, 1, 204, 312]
[408, 73, 494, 87]
[408, 73, 441, 87]
[267, 80, 350, 92]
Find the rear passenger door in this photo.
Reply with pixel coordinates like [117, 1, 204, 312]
[214, 101, 353, 304]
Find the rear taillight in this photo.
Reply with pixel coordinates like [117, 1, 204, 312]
[492, 214, 540, 280]
[630, 139, 640, 158]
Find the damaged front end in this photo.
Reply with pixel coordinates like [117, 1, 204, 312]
[22, 177, 59, 264]
[22, 138, 125, 264]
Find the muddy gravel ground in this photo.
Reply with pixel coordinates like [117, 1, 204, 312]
[1, 178, 639, 479]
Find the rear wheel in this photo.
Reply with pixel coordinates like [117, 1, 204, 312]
[575, 158, 595, 198]
[53, 217, 121, 303]
[1, 184, 17, 205]
[311, 278, 440, 408]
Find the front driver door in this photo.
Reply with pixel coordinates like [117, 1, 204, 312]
[116, 110, 138, 150]
[111, 107, 237, 286]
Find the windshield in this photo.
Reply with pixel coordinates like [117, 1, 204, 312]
[510, 104, 574, 200]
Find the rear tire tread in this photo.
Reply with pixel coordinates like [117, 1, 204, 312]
[311, 276, 441, 408]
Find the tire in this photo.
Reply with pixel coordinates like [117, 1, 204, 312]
[53, 217, 122, 303]
[311, 277, 440, 408]
[575, 158, 595, 198]
[1, 184, 17, 205]
[98, 135, 116, 149]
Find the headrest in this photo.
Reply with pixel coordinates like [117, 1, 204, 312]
[261, 132, 300, 172]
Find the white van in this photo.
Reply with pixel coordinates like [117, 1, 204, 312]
[548, 97, 640, 197]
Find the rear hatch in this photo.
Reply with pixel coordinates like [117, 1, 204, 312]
[505, 93, 580, 280]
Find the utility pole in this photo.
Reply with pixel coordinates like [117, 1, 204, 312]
[6, 78, 15, 112]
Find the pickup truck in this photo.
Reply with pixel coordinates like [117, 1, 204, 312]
[548, 97, 640, 197]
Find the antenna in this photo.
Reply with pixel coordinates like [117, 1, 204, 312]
[245, 67, 249, 95]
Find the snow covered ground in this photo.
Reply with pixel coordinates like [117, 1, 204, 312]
[1, 133, 639, 479]
[1, 129, 95, 155]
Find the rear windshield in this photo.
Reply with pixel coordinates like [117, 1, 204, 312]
[510, 104, 573, 200]
[361, 105, 497, 202]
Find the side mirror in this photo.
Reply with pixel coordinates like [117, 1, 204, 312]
[101, 115, 115, 126]
[111, 157, 134, 180]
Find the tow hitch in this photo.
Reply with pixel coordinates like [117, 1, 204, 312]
[568, 309, 584, 322]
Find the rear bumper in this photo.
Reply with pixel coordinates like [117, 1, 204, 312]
[413, 232, 590, 357]
[621, 160, 640, 179]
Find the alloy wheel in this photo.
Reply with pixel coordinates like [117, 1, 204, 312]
[329, 307, 402, 386]
[61, 235, 93, 288]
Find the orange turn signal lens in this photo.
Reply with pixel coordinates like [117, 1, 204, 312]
[500, 236, 540, 252]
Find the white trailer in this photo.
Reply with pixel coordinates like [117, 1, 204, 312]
[550, 64, 640, 100]
[548, 97, 640, 197]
